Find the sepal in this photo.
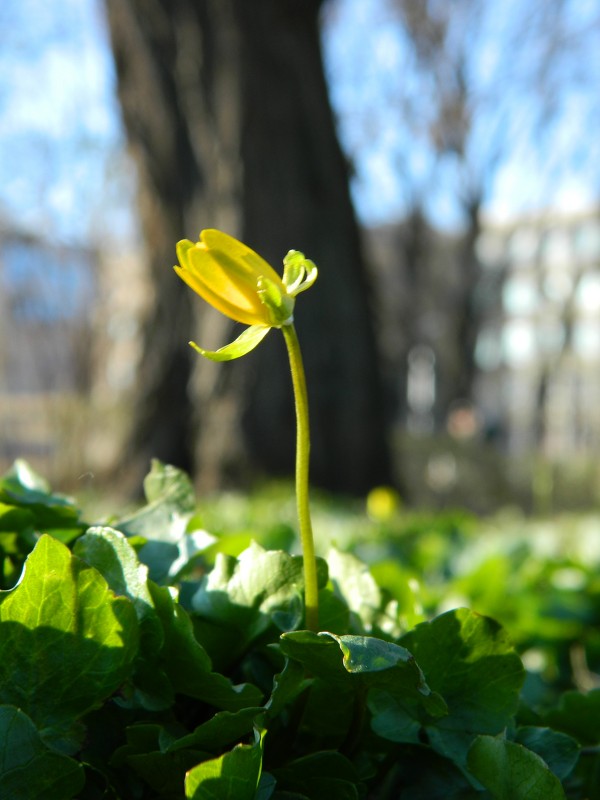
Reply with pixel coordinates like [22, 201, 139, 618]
[188, 325, 271, 362]
[257, 277, 295, 326]
[283, 250, 318, 296]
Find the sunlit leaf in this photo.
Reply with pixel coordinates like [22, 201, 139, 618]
[391, 608, 525, 767]
[0, 534, 138, 749]
[184, 726, 265, 799]
[467, 735, 566, 800]
[190, 324, 271, 362]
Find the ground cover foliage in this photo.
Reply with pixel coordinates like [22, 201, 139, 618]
[0, 459, 599, 799]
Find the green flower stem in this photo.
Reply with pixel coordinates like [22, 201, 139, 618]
[282, 323, 319, 631]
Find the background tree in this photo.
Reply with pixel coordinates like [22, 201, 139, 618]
[387, 0, 513, 427]
[104, 0, 392, 494]
[327, 0, 600, 436]
[390, 0, 600, 432]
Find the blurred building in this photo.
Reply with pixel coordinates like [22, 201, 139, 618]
[0, 217, 154, 483]
[0, 224, 97, 478]
[3, 207, 600, 489]
[85, 246, 151, 475]
[475, 207, 600, 457]
[365, 205, 600, 463]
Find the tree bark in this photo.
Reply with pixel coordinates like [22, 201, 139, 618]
[437, 195, 483, 419]
[105, 0, 391, 494]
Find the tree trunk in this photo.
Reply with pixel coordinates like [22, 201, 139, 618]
[434, 195, 483, 425]
[105, 0, 391, 494]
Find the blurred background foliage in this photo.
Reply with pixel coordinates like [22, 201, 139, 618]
[1, 0, 600, 514]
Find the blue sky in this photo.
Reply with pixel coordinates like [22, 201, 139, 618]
[323, 0, 600, 228]
[0, 0, 131, 244]
[0, 0, 598, 244]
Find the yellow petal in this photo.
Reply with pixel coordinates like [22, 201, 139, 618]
[176, 239, 195, 271]
[177, 247, 272, 326]
[174, 229, 298, 328]
[200, 229, 286, 290]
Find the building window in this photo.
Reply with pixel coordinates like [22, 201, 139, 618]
[540, 228, 572, 270]
[475, 327, 503, 371]
[476, 230, 506, 270]
[575, 270, 600, 314]
[543, 268, 574, 303]
[537, 318, 566, 356]
[502, 320, 536, 366]
[573, 320, 600, 360]
[573, 219, 600, 262]
[406, 345, 436, 433]
[507, 227, 539, 267]
[503, 276, 539, 315]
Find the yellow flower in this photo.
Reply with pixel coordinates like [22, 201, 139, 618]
[174, 229, 317, 361]
[366, 486, 401, 521]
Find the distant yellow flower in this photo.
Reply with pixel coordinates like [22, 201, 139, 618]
[366, 486, 401, 521]
[174, 229, 317, 361]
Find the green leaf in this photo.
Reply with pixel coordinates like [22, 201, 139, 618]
[192, 542, 328, 649]
[467, 735, 567, 799]
[112, 722, 209, 796]
[280, 630, 443, 749]
[316, 587, 350, 634]
[397, 608, 525, 767]
[369, 672, 449, 743]
[143, 459, 196, 509]
[74, 526, 162, 650]
[0, 534, 138, 747]
[75, 526, 209, 711]
[190, 324, 271, 361]
[128, 658, 175, 711]
[0, 459, 83, 548]
[149, 581, 263, 711]
[515, 726, 580, 780]
[271, 752, 362, 800]
[0, 706, 84, 799]
[326, 548, 382, 631]
[256, 771, 277, 800]
[368, 560, 425, 630]
[298, 677, 357, 750]
[543, 688, 600, 745]
[0, 504, 37, 588]
[382, 745, 481, 799]
[168, 707, 264, 754]
[280, 630, 435, 696]
[115, 460, 205, 583]
[129, 750, 209, 796]
[368, 690, 426, 744]
[0, 502, 35, 533]
[279, 630, 353, 683]
[264, 657, 308, 719]
[184, 726, 265, 799]
[269, 794, 309, 800]
[0, 460, 81, 529]
[334, 632, 420, 676]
